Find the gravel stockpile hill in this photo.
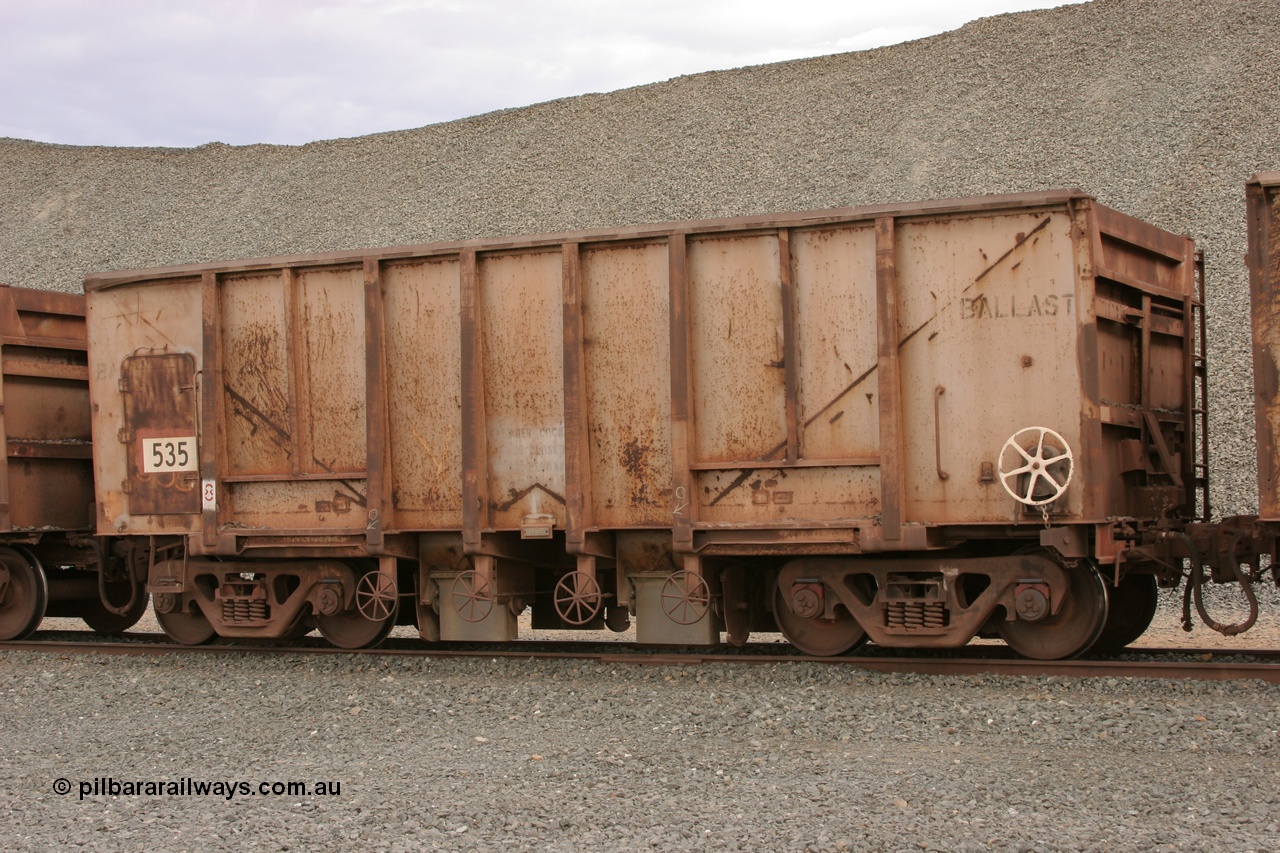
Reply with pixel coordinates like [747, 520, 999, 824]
[1, 0, 1278, 515]
[3, 650, 1278, 852]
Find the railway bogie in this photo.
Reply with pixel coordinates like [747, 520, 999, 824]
[72, 185, 1280, 656]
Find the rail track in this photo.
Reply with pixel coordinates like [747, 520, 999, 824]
[4, 631, 1278, 684]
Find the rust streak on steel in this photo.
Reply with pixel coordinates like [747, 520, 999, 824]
[225, 386, 292, 446]
[707, 468, 756, 507]
[495, 483, 567, 512]
[121, 305, 175, 347]
[971, 216, 1053, 286]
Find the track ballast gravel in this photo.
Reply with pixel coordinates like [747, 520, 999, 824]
[1, 0, 1277, 516]
[2, 650, 1278, 853]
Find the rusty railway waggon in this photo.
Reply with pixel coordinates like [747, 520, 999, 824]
[0, 285, 147, 640]
[80, 186, 1278, 658]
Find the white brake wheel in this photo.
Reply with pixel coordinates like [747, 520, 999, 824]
[998, 426, 1074, 506]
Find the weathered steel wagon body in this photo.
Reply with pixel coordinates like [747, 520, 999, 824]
[84, 190, 1209, 656]
[0, 285, 146, 639]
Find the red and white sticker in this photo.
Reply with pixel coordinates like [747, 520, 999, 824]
[140, 435, 198, 474]
[202, 479, 217, 511]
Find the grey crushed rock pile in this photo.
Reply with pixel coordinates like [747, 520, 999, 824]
[1, 0, 1277, 516]
[2, 651, 1277, 853]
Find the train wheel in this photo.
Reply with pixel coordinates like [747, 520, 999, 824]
[317, 610, 397, 648]
[997, 561, 1108, 660]
[314, 573, 394, 648]
[155, 604, 216, 646]
[1091, 573, 1158, 651]
[772, 582, 867, 657]
[0, 546, 48, 640]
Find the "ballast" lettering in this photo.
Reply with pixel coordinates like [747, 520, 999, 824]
[960, 292, 1074, 320]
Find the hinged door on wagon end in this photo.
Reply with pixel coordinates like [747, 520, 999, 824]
[86, 274, 206, 537]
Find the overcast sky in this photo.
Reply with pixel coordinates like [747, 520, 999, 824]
[1, 0, 1081, 149]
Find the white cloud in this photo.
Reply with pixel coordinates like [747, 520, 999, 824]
[0, 0, 1081, 147]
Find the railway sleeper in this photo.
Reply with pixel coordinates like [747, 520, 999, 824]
[775, 552, 1108, 660]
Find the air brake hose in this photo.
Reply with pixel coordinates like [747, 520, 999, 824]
[1174, 531, 1259, 636]
[95, 539, 139, 617]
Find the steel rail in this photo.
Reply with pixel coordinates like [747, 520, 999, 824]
[2, 634, 1278, 684]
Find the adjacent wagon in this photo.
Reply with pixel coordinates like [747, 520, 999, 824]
[0, 285, 146, 640]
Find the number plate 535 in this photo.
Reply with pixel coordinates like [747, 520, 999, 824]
[140, 435, 198, 473]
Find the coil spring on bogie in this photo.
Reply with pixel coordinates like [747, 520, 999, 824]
[886, 601, 948, 630]
[222, 599, 269, 624]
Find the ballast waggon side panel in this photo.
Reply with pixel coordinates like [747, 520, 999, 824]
[83, 190, 1200, 559]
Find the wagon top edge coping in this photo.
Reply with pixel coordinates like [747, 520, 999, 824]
[0, 283, 86, 317]
[82, 187, 1181, 291]
[1248, 171, 1280, 188]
